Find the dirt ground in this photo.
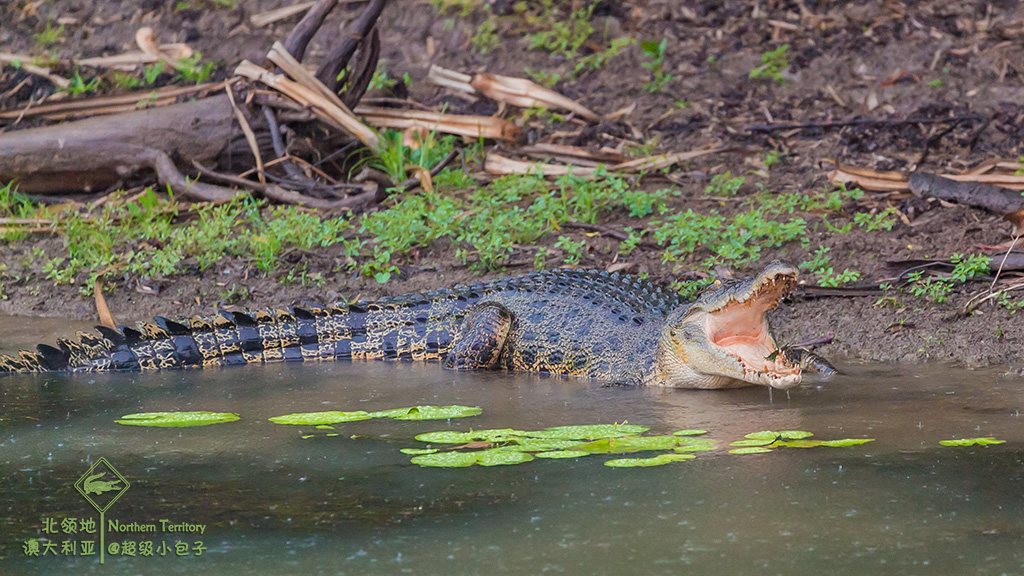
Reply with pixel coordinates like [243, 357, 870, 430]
[1, 0, 1023, 370]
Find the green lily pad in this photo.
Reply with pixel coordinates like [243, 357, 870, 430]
[729, 447, 773, 455]
[410, 451, 480, 468]
[673, 441, 717, 453]
[315, 425, 335, 430]
[116, 411, 240, 428]
[477, 449, 535, 466]
[939, 437, 1006, 447]
[779, 438, 875, 448]
[414, 429, 524, 444]
[534, 450, 591, 459]
[579, 435, 680, 454]
[368, 405, 482, 420]
[508, 438, 587, 452]
[268, 411, 372, 426]
[778, 430, 814, 440]
[745, 430, 781, 441]
[604, 454, 695, 468]
[730, 439, 776, 447]
[524, 424, 649, 440]
[400, 448, 440, 455]
[673, 429, 708, 436]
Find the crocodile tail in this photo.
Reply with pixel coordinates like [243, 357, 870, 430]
[0, 307, 328, 373]
[0, 299, 453, 374]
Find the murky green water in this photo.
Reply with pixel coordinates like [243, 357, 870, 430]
[2, 316, 1023, 575]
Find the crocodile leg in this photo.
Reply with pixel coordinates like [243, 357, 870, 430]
[443, 302, 514, 371]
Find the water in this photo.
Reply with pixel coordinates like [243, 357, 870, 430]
[2, 315, 1023, 575]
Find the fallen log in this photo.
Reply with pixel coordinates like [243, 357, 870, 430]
[0, 95, 239, 195]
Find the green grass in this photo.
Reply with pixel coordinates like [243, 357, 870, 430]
[641, 38, 673, 92]
[749, 44, 789, 84]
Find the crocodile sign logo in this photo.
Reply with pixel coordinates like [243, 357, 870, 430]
[75, 458, 129, 513]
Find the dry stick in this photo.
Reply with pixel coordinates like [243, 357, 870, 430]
[262, 105, 308, 184]
[0, 82, 226, 120]
[341, 27, 380, 109]
[744, 114, 985, 133]
[93, 278, 118, 330]
[394, 149, 459, 191]
[965, 238, 1024, 314]
[192, 161, 373, 210]
[150, 151, 243, 203]
[913, 115, 987, 169]
[283, 0, 338, 58]
[315, 0, 389, 91]
[225, 85, 266, 184]
[909, 173, 1024, 214]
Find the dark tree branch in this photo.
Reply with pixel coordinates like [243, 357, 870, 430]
[283, 0, 338, 61]
[315, 0, 388, 91]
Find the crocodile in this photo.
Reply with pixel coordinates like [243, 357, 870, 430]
[0, 261, 831, 388]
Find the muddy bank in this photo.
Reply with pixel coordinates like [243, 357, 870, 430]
[1, 0, 1023, 370]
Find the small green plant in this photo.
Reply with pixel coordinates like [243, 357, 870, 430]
[471, 16, 499, 54]
[34, 21, 65, 47]
[525, 68, 561, 88]
[764, 149, 781, 168]
[704, 172, 745, 196]
[853, 207, 899, 232]
[799, 247, 860, 287]
[63, 69, 100, 96]
[555, 236, 586, 265]
[1016, 156, 1024, 176]
[575, 37, 633, 74]
[904, 253, 989, 303]
[927, 78, 942, 87]
[749, 44, 789, 84]
[523, 1, 595, 59]
[175, 53, 215, 83]
[641, 38, 673, 92]
[144, 61, 165, 84]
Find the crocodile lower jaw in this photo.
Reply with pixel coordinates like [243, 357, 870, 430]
[704, 271, 800, 388]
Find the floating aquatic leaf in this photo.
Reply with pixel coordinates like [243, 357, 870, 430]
[509, 438, 587, 452]
[368, 405, 483, 420]
[673, 429, 708, 436]
[730, 439, 776, 447]
[939, 437, 1005, 447]
[325, 433, 340, 437]
[729, 447, 773, 455]
[301, 434, 315, 439]
[673, 441, 717, 453]
[268, 411, 372, 426]
[778, 430, 814, 440]
[116, 411, 240, 428]
[415, 429, 525, 444]
[400, 448, 440, 455]
[410, 451, 480, 468]
[477, 449, 535, 466]
[745, 431, 782, 441]
[524, 424, 649, 440]
[675, 437, 717, 447]
[315, 425, 335, 430]
[579, 435, 680, 454]
[534, 450, 591, 459]
[778, 439, 875, 448]
[605, 454, 695, 468]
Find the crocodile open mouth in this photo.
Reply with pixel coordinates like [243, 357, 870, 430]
[704, 270, 800, 387]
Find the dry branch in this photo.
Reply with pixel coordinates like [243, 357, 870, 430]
[0, 95, 237, 194]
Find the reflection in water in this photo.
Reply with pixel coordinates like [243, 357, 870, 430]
[1, 313, 1023, 574]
